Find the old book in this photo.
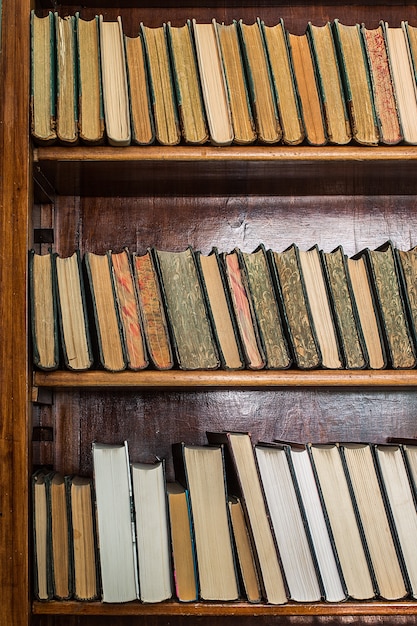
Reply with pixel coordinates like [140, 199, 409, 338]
[340, 443, 408, 600]
[46, 472, 72, 599]
[361, 241, 416, 369]
[287, 29, 327, 146]
[30, 11, 57, 145]
[195, 248, 245, 370]
[268, 245, 321, 370]
[132, 250, 174, 370]
[32, 469, 53, 601]
[383, 21, 417, 145]
[239, 245, 292, 369]
[84, 251, 127, 372]
[167, 21, 209, 145]
[361, 23, 402, 145]
[374, 443, 417, 597]
[261, 19, 304, 145]
[131, 461, 173, 603]
[308, 443, 375, 600]
[172, 442, 239, 601]
[307, 22, 351, 144]
[55, 13, 78, 144]
[320, 246, 368, 369]
[92, 442, 139, 602]
[192, 20, 234, 146]
[99, 16, 131, 146]
[109, 249, 148, 371]
[166, 482, 198, 602]
[238, 19, 282, 144]
[332, 20, 379, 145]
[346, 253, 386, 369]
[395, 245, 417, 346]
[153, 247, 219, 370]
[286, 443, 346, 602]
[66, 475, 100, 601]
[29, 250, 59, 371]
[206, 431, 288, 605]
[124, 32, 154, 145]
[215, 21, 257, 145]
[141, 23, 181, 146]
[255, 443, 322, 602]
[76, 14, 104, 144]
[228, 495, 262, 603]
[54, 250, 93, 371]
[297, 245, 343, 369]
[222, 249, 265, 370]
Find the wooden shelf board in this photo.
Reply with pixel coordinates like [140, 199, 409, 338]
[33, 369, 417, 389]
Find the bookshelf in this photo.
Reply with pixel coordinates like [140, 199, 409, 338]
[3, 0, 417, 624]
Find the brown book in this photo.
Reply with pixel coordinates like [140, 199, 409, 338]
[47, 472, 72, 599]
[32, 470, 53, 601]
[361, 23, 402, 145]
[30, 11, 57, 144]
[332, 20, 379, 146]
[215, 20, 257, 145]
[167, 21, 209, 145]
[76, 14, 105, 144]
[261, 19, 304, 145]
[307, 22, 351, 144]
[110, 249, 148, 371]
[192, 20, 234, 146]
[140, 23, 181, 146]
[132, 250, 174, 370]
[238, 20, 282, 144]
[395, 245, 417, 344]
[55, 13, 78, 144]
[124, 33, 154, 145]
[287, 29, 327, 146]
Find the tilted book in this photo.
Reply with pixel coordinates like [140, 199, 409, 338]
[395, 244, 417, 351]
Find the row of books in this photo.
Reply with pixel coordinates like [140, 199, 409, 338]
[30, 241, 417, 373]
[30, 11, 417, 147]
[33, 434, 417, 604]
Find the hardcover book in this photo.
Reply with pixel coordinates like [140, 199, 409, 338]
[395, 245, 417, 348]
[46, 472, 72, 600]
[32, 469, 53, 601]
[54, 13, 78, 144]
[124, 32, 155, 146]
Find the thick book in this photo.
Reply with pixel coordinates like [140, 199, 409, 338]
[320, 246, 368, 369]
[92, 441, 139, 602]
[239, 245, 292, 369]
[140, 23, 181, 146]
[192, 20, 234, 146]
[287, 28, 327, 146]
[261, 19, 305, 145]
[395, 245, 417, 349]
[32, 469, 53, 601]
[374, 443, 417, 598]
[195, 248, 245, 370]
[99, 15, 131, 146]
[361, 23, 402, 145]
[124, 32, 155, 146]
[206, 431, 288, 605]
[167, 21, 209, 145]
[131, 460, 173, 603]
[360, 241, 417, 369]
[30, 11, 57, 145]
[307, 22, 351, 145]
[268, 245, 321, 370]
[84, 251, 127, 372]
[238, 19, 282, 144]
[153, 247, 220, 370]
[339, 443, 408, 600]
[54, 250, 93, 371]
[346, 252, 386, 369]
[75, 14, 104, 145]
[255, 443, 322, 602]
[132, 250, 174, 370]
[332, 20, 379, 146]
[222, 249, 266, 370]
[109, 249, 148, 371]
[166, 482, 198, 602]
[172, 442, 239, 601]
[382, 21, 417, 145]
[215, 20, 257, 145]
[66, 475, 100, 601]
[29, 249, 59, 371]
[54, 13, 78, 144]
[285, 443, 346, 602]
[307, 443, 375, 600]
[46, 471, 72, 600]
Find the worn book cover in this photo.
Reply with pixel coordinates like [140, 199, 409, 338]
[124, 32, 155, 145]
[395, 245, 417, 351]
